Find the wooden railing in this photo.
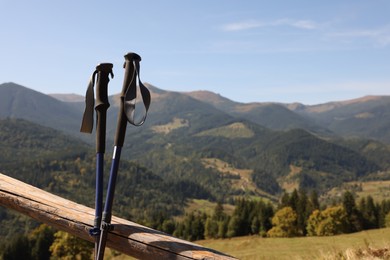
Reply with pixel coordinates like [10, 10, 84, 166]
[0, 173, 236, 260]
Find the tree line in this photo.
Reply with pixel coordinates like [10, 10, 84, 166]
[171, 189, 390, 241]
[2, 189, 390, 259]
[1, 225, 92, 260]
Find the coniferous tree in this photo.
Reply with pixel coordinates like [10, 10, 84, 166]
[251, 217, 260, 234]
[213, 202, 225, 221]
[289, 189, 299, 211]
[227, 216, 240, 238]
[173, 222, 184, 238]
[280, 192, 290, 208]
[386, 212, 390, 228]
[342, 191, 363, 232]
[217, 218, 229, 238]
[296, 189, 309, 235]
[364, 196, 379, 229]
[2, 234, 31, 260]
[259, 202, 274, 234]
[182, 212, 194, 240]
[358, 197, 367, 217]
[161, 219, 175, 235]
[379, 199, 390, 228]
[211, 201, 229, 238]
[309, 190, 320, 211]
[204, 217, 218, 238]
[190, 214, 205, 241]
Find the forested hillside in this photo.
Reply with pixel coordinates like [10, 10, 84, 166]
[2, 83, 390, 197]
[1, 83, 390, 258]
[0, 118, 235, 243]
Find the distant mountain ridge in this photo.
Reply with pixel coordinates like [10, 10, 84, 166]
[49, 93, 84, 102]
[0, 82, 83, 137]
[291, 95, 387, 113]
[2, 81, 390, 197]
[294, 95, 390, 142]
[184, 87, 390, 142]
[3, 82, 390, 143]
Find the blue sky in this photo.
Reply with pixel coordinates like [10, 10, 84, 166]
[1, 0, 389, 104]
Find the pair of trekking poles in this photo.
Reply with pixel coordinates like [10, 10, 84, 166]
[80, 52, 151, 260]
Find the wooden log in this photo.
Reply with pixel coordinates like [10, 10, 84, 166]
[0, 173, 237, 260]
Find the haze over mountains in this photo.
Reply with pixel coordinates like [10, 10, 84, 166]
[25, 81, 390, 144]
[1, 81, 390, 197]
[183, 87, 390, 142]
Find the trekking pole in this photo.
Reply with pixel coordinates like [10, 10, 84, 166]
[80, 63, 113, 259]
[96, 52, 150, 260]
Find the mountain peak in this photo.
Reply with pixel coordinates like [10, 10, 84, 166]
[186, 90, 232, 103]
[184, 90, 238, 112]
[49, 93, 84, 102]
[144, 82, 171, 100]
[144, 83, 167, 94]
[1, 82, 35, 91]
[0, 82, 82, 134]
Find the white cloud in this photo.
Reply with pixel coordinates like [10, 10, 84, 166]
[222, 20, 265, 31]
[222, 18, 319, 32]
[290, 20, 318, 30]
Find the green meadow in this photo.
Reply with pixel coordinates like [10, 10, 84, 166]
[196, 228, 390, 259]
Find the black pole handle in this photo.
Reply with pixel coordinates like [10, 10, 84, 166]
[95, 63, 113, 109]
[114, 53, 141, 147]
[95, 63, 113, 153]
[80, 62, 113, 151]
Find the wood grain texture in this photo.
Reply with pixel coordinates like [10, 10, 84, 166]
[0, 173, 237, 260]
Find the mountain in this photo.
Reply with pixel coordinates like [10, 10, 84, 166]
[110, 86, 387, 194]
[185, 88, 390, 143]
[2, 82, 390, 255]
[49, 93, 84, 102]
[8, 81, 389, 144]
[0, 82, 84, 137]
[184, 89, 329, 134]
[291, 96, 390, 143]
[1, 82, 390, 196]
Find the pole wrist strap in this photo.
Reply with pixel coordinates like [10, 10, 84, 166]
[123, 60, 151, 126]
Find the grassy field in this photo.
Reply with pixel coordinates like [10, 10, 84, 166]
[184, 199, 235, 216]
[196, 228, 390, 259]
[325, 180, 390, 203]
[107, 178, 390, 259]
[354, 180, 390, 201]
[107, 228, 390, 259]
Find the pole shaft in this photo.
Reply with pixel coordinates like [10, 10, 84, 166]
[97, 146, 122, 259]
[103, 146, 122, 222]
[95, 153, 104, 225]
